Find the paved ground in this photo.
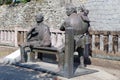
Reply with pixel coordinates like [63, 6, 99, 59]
[0, 62, 119, 80]
[0, 46, 120, 80]
[0, 63, 57, 80]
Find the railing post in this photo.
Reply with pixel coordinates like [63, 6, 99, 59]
[8, 31, 10, 41]
[0, 30, 1, 42]
[3, 30, 5, 41]
[0, 30, 3, 42]
[100, 34, 104, 51]
[15, 27, 18, 47]
[92, 34, 95, 50]
[0, 31, 1, 42]
[23, 31, 27, 42]
[21, 31, 24, 44]
[51, 33, 57, 46]
[118, 36, 120, 52]
[108, 35, 113, 53]
[55, 33, 63, 48]
[4, 30, 6, 41]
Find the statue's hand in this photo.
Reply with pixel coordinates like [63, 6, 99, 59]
[31, 31, 38, 35]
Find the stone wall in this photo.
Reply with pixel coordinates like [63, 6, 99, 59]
[84, 0, 120, 31]
[0, 0, 66, 28]
[0, 0, 120, 31]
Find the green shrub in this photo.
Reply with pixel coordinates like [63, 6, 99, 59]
[16, 0, 31, 3]
[0, 0, 4, 5]
[20, 0, 27, 3]
[0, 0, 31, 5]
[5, 0, 12, 4]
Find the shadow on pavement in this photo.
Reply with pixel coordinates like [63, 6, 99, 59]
[0, 63, 55, 80]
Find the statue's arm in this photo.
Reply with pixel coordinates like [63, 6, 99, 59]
[27, 27, 35, 36]
[26, 27, 38, 41]
[81, 15, 90, 22]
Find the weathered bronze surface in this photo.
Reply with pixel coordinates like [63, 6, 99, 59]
[60, 4, 90, 69]
[20, 14, 51, 62]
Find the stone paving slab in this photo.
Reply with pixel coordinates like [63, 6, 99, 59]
[13, 62, 120, 80]
[14, 62, 98, 78]
[0, 63, 119, 80]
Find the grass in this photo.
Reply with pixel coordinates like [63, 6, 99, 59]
[0, 46, 17, 58]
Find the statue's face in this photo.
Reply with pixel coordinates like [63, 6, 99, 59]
[66, 7, 76, 16]
[66, 8, 71, 16]
[84, 10, 89, 16]
[35, 14, 44, 23]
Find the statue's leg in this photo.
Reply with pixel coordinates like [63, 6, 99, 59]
[58, 52, 64, 72]
[57, 45, 65, 72]
[20, 45, 28, 62]
[20, 42, 31, 62]
[77, 47, 85, 68]
[37, 52, 43, 61]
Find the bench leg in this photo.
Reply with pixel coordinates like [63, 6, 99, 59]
[27, 52, 36, 62]
[58, 52, 64, 72]
[77, 47, 85, 68]
[56, 54, 59, 62]
[20, 46, 27, 62]
[37, 52, 43, 61]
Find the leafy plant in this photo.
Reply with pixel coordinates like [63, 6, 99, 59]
[5, 0, 12, 4]
[0, 0, 4, 5]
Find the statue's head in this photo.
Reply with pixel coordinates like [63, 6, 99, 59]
[35, 14, 44, 23]
[79, 5, 89, 15]
[66, 4, 77, 16]
[84, 9, 89, 16]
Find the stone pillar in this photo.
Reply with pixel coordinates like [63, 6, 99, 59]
[108, 35, 113, 53]
[64, 27, 74, 78]
[100, 34, 104, 51]
[92, 34, 95, 50]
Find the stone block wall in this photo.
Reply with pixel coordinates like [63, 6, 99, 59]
[0, 0, 120, 31]
[84, 0, 120, 31]
[0, 0, 66, 28]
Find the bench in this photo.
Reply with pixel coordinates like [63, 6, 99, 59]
[27, 28, 65, 68]
[22, 27, 90, 78]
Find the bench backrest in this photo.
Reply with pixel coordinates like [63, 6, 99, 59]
[50, 28, 65, 48]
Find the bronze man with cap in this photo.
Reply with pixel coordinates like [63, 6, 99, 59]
[20, 14, 51, 62]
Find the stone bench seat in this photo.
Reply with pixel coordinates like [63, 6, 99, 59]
[32, 46, 62, 55]
[27, 29, 65, 64]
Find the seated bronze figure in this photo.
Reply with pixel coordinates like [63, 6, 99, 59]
[19, 14, 51, 62]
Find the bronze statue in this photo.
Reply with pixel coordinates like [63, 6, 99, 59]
[60, 4, 90, 67]
[20, 14, 51, 62]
